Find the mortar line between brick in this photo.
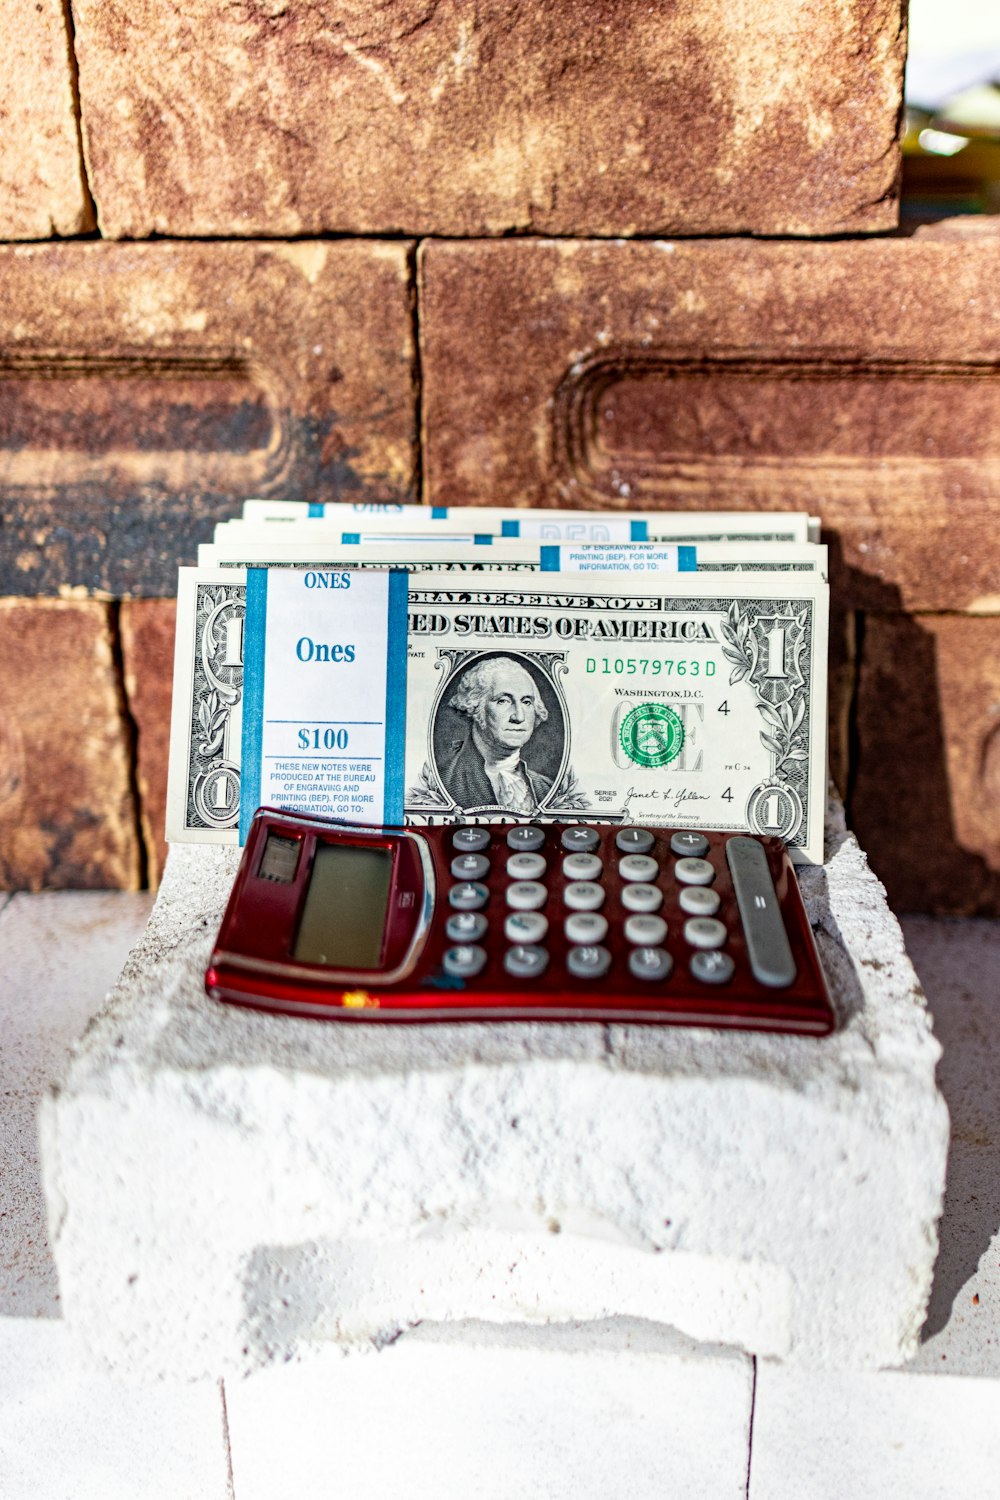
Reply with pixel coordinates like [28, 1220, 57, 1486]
[408, 238, 425, 504]
[60, 0, 99, 236]
[219, 1377, 237, 1500]
[108, 602, 149, 890]
[744, 1354, 758, 1499]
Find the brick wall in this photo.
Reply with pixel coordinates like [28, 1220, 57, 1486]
[2, 0, 998, 914]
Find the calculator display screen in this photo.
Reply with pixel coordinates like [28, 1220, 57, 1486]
[293, 843, 393, 969]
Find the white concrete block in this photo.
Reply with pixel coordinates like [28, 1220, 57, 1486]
[0, 1318, 230, 1500]
[0, 891, 154, 1316]
[749, 1362, 1000, 1499]
[226, 1320, 753, 1500]
[40, 796, 948, 1379]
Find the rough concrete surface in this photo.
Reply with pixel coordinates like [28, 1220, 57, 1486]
[0, 240, 416, 598]
[0, 600, 140, 890]
[40, 794, 948, 1380]
[71, 0, 905, 239]
[225, 1320, 753, 1500]
[0, 0, 94, 239]
[853, 614, 1000, 917]
[120, 599, 177, 885]
[419, 228, 1000, 614]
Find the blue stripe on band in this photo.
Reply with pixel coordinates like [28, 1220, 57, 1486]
[239, 568, 268, 844]
[630, 521, 648, 540]
[501, 520, 519, 536]
[540, 546, 559, 571]
[431, 507, 448, 519]
[679, 545, 697, 571]
[383, 571, 409, 825]
[308, 503, 323, 517]
[342, 532, 360, 545]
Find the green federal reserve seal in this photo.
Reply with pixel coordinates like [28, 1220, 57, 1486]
[619, 703, 685, 769]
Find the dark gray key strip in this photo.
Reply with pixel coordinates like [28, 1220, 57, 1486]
[450, 852, 490, 882]
[615, 828, 655, 855]
[507, 825, 545, 851]
[561, 826, 600, 853]
[628, 947, 673, 982]
[726, 836, 797, 988]
[566, 944, 611, 980]
[445, 911, 488, 943]
[671, 830, 709, 858]
[452, 826, 491, 853]
[504, 944, 549, 979]
[443, 944, 487, 978]
[691, 950, 735, 985]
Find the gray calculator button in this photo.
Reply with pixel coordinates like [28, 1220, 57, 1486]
[563, 880, 605, 912]
[507, 825, 545, 852]
[616, 827, 655, 855]
[624, 913, 668, 946]
[618, 853, 659, 883]
[562, 851, 602, 881]
[670, 831, 710, 859]
[445, 911, 488, 943]
[567, 944, 611, 980]
[504, 910, 549, 945]
[679, 885, 721, 918]
[504, 944, 549, 979]
[684, 917, 728, 950]
[674, 857, 715, 886]
[691, 950, 735, 985]
[506, 880, 547, 911]
[450, 852, 490, 882]
[726, 835, 797, 988]
[561, 826, 600, 853]
[564, 911, 609, 944]
[449, 881, 489, 911]
[507, 851, 546, 880]
[620, 882, 662, 914]
[452, 826, 491, 853]
[628, 947, 673, 982]
[443, 944, 487, 978]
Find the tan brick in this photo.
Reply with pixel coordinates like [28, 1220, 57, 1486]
[73, 0, 904, 238]
[0, 0, 94, 238]
[851, 614, 1000, 916]
[0, 600, 139, 890]
[0, 241, 416, 597]
[120, 599, 175, 887]
[420, 229, 1000, 613]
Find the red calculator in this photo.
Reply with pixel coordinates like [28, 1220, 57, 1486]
[206, 808, 835, 1034]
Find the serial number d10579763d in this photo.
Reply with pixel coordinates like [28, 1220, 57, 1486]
[585, 657, 717, 677]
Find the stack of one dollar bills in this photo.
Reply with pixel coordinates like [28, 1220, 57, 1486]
[166, 502, 830, 862]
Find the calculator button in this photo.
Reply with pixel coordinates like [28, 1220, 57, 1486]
[567, 944, 611, 980]
[505, 910, 549, 945]
[452, 827, 491, 853]
[562, 851, 602, 881]
[684, 917, 728, 950]
[506, 825, 545, 852]
[618, 853, 659, 883]
[450, 852, 490, 882]
[449, 881, 489, 911]
[616, 827, 655, 855]
[504, 944, 549, 979]
[674, 857, 715, 886]
[691, 950, 735, 985]
[679, 885, 721, 918]
[506, 880, 548, 911]
[564, 911, 609, 944]
[563, 880, 605, 912]
[725, 835, 797, 989]
[561, 826, 600, 853]
[506, 851, 547, 880]
[620, 882, 662, 914]
[445, 911, 488, 943]
[628, 947, 673, 982]
[670, 831, 710, 858]
[443, 944, 487, 979]
[624, 913, 668, 946]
